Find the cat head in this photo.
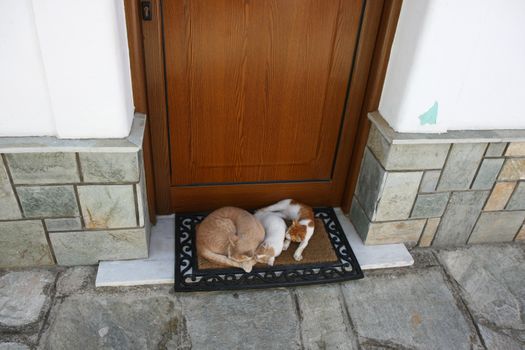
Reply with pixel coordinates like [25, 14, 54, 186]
[286, 220, 307, 242]
[255, 243, 276, 266]
[227, 234, 256, 263]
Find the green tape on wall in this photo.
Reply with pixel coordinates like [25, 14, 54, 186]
[419, 101, 438, 125]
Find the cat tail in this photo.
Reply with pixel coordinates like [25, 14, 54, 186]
[259, 199, 293, 213]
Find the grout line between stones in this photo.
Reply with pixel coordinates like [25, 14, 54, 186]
[290, 289, 306, 350]
[73, 185, 86, 229]
[1, 153, 26, 218]
[434, 253, 488, 349]
[504, 180, 521, 210]
[428, 191, 456, 246]
[435, 143, 454, 191]
[512, 217, 525, 241]
[416, 219, 429, 247]
[75, 153, 84, 183]
[407, 173, 425, 220]
[42, 219, 58, 264]
[464, 191, 492, 244]
[502, 142, 510, 156]
[467, 143, 489, 190]
[337, 283, 363, 350]
[35, 271, 62, 347]
[133, 184, 140, 227]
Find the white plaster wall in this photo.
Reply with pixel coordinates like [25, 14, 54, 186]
[379, 0, 525, 133]
[0, 0, 55, 136]
[0, 0, 134, 138]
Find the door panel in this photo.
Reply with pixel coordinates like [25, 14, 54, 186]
[161, 0, 364, 211]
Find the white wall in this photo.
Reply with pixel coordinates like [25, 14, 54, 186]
[0, 0, 55, 136]
[379, 0, 525, 133]
[0, 0, 134, 138]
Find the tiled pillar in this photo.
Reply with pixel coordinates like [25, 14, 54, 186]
[350, 112, 525, 247]
[0, 114, 150, 267]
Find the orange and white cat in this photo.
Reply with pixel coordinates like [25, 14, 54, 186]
[257, 199, 315, 261]
[196, 207, 265, 272]
[254, 210, 287, 266]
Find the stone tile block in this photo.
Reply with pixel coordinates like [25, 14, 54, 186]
[505, 142, 525, 157]
[368, 129, 450, 172]
[79, 152, 139, 183]
[485, 142, 508, 157]
[0, 270, 56, 327]
[365, 219, 426, 245]
[355, 149, 386, 219]
[471, 158, 504, 190]
[366, 124, 391, 169]
[77, 185, 136, 229]
[0, 220, 54, 267]
[506, 181, 525, 210]
[386, 143, 451, 171]
[375, 171, 422, 221]
[468, 211, 525, 244]
[349, 197, 371, 242]
[44, 217, 82, 232]
[50, 228, 148, 265]
[411, 192, 449, 218]
[433, 190, 489, 246]
[295, 285, 358, 349]
[419, 218, 440, 247]
[484, 182, 516, 211]
[5, 153, 79, 184]
[420, 170, 441, 193]
[437, 143, 487, 191]
[0, 158, 21, 220]
[180, 289, 300, 349]
[41, 292, 187, 350]
[498, 158, 525, 180]
[341, 268, 480, 349]
[17, 185, 78, 218]
[438, 245, 525, 332]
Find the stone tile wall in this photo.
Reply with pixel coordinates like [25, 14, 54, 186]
[0, 116, 149, 268]
[351, 115, 525, 247]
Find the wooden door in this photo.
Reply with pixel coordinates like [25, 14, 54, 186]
[158, 0, 366, 212]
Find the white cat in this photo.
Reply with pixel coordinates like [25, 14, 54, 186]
[254, 210, 287, 266]
[258, 199, 315, 261]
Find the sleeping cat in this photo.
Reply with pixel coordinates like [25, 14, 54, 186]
[258, 199, 315, 261]
[254, 209, 287, 266]
[196, 207, 265, 272]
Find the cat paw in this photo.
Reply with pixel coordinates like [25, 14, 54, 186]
[241, 262, 253, 273]
[268, 257, 275, 266]
[293, 254, 303, 261]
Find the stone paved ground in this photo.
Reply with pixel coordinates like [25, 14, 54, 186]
[1, 243, 524, 350]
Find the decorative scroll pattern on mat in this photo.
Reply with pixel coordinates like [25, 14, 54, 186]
[174, 208, 363, 292]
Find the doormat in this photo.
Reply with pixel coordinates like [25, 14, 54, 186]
[174, 207, 363, 292]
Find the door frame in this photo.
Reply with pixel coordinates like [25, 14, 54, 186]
[124, 0, 403, 215]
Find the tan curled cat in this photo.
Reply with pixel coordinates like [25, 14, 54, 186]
[196, 207, 265, 272]
[258, 199, 315, 261]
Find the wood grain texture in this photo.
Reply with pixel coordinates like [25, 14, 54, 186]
[341, 0, 403, 212]
[163, 0, 362, 186]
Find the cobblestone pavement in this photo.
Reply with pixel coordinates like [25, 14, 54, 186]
[1, 243, 524, 350]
